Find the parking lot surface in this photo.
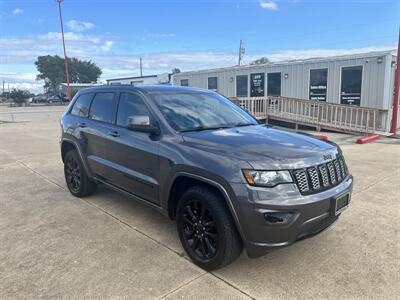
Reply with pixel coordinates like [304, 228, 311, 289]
[0, 106, 399, 299]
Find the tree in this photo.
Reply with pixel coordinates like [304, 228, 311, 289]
[35, 55, 102, 92]
[10, 89, 32, 106]
[171, 68, 181, 74]
[250, 57, 270, 65]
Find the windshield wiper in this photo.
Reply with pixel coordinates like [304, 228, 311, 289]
[180, 125, 232, 132]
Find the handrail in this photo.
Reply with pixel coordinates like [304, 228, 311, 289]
[236, 96, 389, 134]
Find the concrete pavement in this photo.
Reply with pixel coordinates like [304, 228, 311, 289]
[0, 106, 399, 299]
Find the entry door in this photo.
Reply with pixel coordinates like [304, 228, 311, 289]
[107, 92, 160, 204]
[341, 66, 362, 106]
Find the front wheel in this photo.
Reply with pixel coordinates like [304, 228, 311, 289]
[64, 149, 97, 197]
[176, 186, 243, 270]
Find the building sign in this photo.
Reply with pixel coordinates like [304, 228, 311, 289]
[340, 66, 362, 106]
[250, 73, 265, 97]
[267, 72, 281, 96]
[309, 69, 327, 101]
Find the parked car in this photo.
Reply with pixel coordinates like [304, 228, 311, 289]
[46, 95, 68, 104]
[32, 96, 47, 104]
[60, 85, 353, 270]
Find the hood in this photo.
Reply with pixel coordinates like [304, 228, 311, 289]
[181, 125, 339, 169]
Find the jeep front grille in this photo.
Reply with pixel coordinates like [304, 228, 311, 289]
[292, 156, 348, 195]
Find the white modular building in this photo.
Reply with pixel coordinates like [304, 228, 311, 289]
[172, 51, 397, 111]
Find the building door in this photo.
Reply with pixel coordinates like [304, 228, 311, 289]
[309, 69, 328, 101]
[236, 75, 248, 97]
[267, 72, 281, 96]
[341, 66, 362, 106]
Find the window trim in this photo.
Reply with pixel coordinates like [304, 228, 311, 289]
[68, 92, 95, 117]
[250, 73, 265, 97]
[235, 75, 248, 97]
[114, 91, 157, 130]
[87, 92, 119, 125]
[207, 76, 218, 91]
[267, 72, 281, 97]
[339, 65, 363, 106]
[308, 68, 328, 101]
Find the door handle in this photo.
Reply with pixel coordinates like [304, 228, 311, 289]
[78, 122, 87, 128]
[108, 130, 120, 137]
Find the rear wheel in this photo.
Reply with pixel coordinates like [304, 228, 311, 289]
[176, 186, 242, 270]
[64, 149, 97, 197]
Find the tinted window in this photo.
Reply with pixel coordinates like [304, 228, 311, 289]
[250, 73, 265, 97]
[267, 73, 281, 96]
[341, 66, 362, 106]
[236, 75, 248, 97]
[89, 93, 117, 124]
[208, 77, 218, 91]
[180, 79, 189, 86]
[309, 69, 328, 101]
[117, 93, 151, 126]
[71, 93, 93, 117]
[151, 91, 257, 132]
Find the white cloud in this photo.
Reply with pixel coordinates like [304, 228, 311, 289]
[12, 8, 23, 15]
[101, 41, 114, 52]
[0, 30, 395, 94]
[260, 1, 278, 10]
[66, 20, 94, 32]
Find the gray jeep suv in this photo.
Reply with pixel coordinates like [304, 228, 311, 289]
[60, 85, 353, 270]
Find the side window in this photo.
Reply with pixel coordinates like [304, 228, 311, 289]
[71, 93, 93, 117]
[117, 93, 151, 127]
[89, 93, 117, 124]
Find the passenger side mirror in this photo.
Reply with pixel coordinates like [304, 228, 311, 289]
[126, 115, 160, 135]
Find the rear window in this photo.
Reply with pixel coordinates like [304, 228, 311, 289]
[89, 93, 117, 124]
[71, 93, 93, 117]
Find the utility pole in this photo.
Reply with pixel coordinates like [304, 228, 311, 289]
[140, 57, 143, 77]
[390, 27, 400, 134]
[238, 40, 245, 66]
[2, 81, 4, 96]
[56, 0, 71, 101]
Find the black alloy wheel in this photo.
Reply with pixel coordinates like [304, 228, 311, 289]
[65, 155, 81, 194]
[64, 149, 97, 197]
[182, 200, 218, 260]
[177, 186, 243, 270]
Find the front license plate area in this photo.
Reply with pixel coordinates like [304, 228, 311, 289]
[335, 193, 350, 215]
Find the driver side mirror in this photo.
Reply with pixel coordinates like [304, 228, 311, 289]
[126, 115, 160, 135]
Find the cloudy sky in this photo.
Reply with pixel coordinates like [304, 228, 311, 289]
[0, 0, 398, 94]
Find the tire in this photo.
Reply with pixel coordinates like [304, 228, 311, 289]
[176, 186, 243, 270]
[64, 149, 97, 197]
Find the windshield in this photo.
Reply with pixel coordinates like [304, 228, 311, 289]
[150, 91, 257, 132]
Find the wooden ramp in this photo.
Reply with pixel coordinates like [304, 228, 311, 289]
[235, 96, 391, 135]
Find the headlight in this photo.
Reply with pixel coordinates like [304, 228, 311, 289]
[242, 170, 293, 187]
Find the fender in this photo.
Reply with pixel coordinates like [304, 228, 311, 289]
[167, 171, 247, 242]
[61, 137, 94, 178]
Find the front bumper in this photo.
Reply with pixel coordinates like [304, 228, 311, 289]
[229, 175, 353, 258]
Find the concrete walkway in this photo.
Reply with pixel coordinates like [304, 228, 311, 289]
[0, 106, 399, 299]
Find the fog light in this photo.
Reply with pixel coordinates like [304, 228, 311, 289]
[264, 212, 293, 225]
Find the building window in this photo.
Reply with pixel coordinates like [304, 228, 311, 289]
[250, 73, 265, 97]
[208, 77, 218, 91]
[236, 75, 248, 97]
[180, 79, 189, 87]
[309, 69, 328, 101]
[267, 72, 281, 96]
[341, 66, 362, 106]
